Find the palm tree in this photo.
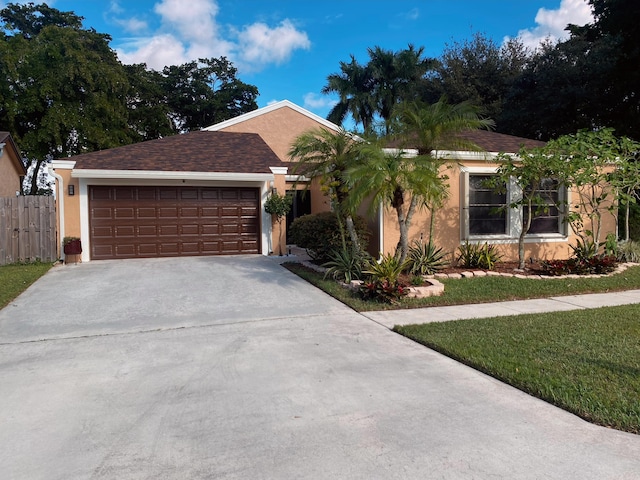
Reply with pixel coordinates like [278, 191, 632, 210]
[348, 98, 495, 262]
[288, 127, 366, 249]
[322, 57, 376, 132]
[322, 45, 435, 133]
[368, 44, 434, 134]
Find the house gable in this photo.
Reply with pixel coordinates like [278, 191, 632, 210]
[0, 132, 26, 196]
[205, 100, 342, 162]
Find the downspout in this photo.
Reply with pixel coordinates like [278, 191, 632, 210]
[48, 165, 65, 262]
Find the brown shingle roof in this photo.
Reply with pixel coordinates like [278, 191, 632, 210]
[68, 131, 286, 173]
[455, 130, 545, 152]
[386, 129, 545, 153]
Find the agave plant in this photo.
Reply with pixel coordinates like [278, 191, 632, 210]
[362, 252, 409, 284]
[407, 240, 448, 275]
[323, 247, 369, 283]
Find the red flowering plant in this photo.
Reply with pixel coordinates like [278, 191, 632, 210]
[359, 253, 409, 304]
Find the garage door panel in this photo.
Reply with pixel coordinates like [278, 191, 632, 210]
[116, 244, 137, 256]
[221, 207, 240, 217]
[181, 224, 199, 235]
[92, 226, 113, 238]
[181, 242, 200, 253]
[138, 243, 158, 255]
[138, 225, 157, 236]
[159, 207, 178, 218]
[159, 225, 178, 236]
[201, 190, 219, 200]
[137, 207, 157, 218]
[201, 224, 220, 235]
[137, 189, 157, 200]
[180, 207, 199, 217]
[115, 226, 135, 237]
[201, 207, 220, 218]
[159, 188, 178, 200]
[114, 187, 136, 200]
[89, 186, 260, 259]
[115, 208, 135, 219]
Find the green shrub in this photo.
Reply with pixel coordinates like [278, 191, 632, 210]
[323, 247, 370, 283]
[457, 242, 502, 270]
[407, 240, 448, 275]
[288, 212, 369, 262]
[570, 237, 599, 261]
[617, 240, 640, 263]
[362, 253, 408, 284]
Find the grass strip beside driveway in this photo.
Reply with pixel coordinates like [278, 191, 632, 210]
[283, 263, 640, 311]
[0, 262, 53, 309]
[394, 306, 640, 434]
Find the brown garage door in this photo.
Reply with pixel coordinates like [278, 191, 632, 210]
[89, 186, 260, 260]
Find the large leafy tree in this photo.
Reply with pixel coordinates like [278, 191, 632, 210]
[425, 33, 530, 130]
[124, 64, 175, 142]
[349, 99, 494, 262]
[0, 3, 260, 194]
[162, 57, 258, 132]
[585, 0, 640, 138]
[0, 3, 132, 194]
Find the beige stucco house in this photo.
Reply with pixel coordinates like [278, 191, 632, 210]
[52, 100, 615, 263]
[0, 132, 26, 197]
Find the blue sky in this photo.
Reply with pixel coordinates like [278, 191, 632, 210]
[2, 0, 594, 120]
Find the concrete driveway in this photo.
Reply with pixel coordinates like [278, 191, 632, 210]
[0, 256, 638, 479]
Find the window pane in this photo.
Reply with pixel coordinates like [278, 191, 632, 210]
[469, 207, 506, 234]
[523, 178, 561, 234]
[469, 175, 506, 235]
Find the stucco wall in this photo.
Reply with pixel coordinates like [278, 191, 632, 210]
[0, 148, 23, 197]
[54, 167, 81, 243]
[380, 159, 618, 263]
[216, 106, 332, 163]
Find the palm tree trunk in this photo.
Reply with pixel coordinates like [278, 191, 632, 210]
[345, 215, 361, 251]
[396, 196, 419, 263]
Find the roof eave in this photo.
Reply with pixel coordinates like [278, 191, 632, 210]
[71, 169, 276, 182]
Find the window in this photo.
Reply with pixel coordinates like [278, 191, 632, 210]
[468, 175, 507, 235]
[463, 170, 566, 241]
[523, 178, 562, 234]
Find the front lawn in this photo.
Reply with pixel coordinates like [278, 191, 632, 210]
[0, 262, 53, 309]
[283, 263, 640, 311]
[395, 306, 640, 434]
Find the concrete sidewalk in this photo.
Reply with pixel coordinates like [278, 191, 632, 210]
[364, 289, 640, 328]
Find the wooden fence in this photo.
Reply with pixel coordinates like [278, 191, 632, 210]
[0, 196, 57, 265]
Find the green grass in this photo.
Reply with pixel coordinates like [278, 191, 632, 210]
[394, 307, 640, 434]
[283, 262, 640, 311]
[0, 262, 53, 309]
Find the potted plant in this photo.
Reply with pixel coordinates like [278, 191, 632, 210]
[63, 236, 82, 255]
[264, 192, 292, 256]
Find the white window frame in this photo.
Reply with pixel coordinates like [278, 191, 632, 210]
[461, 166, 568, 244]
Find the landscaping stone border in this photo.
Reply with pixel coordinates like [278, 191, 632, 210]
[426, 262, 639, 280]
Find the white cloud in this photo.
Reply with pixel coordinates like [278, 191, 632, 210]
[401, 8, 420, 21]
[154, 0, 220, 45]
[118, 34, 188, 68]
[237, 20, 310, 69]
[303, 93, 336, 110]
[513, 0, 593, 49]
[114, 0, 310, 72]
